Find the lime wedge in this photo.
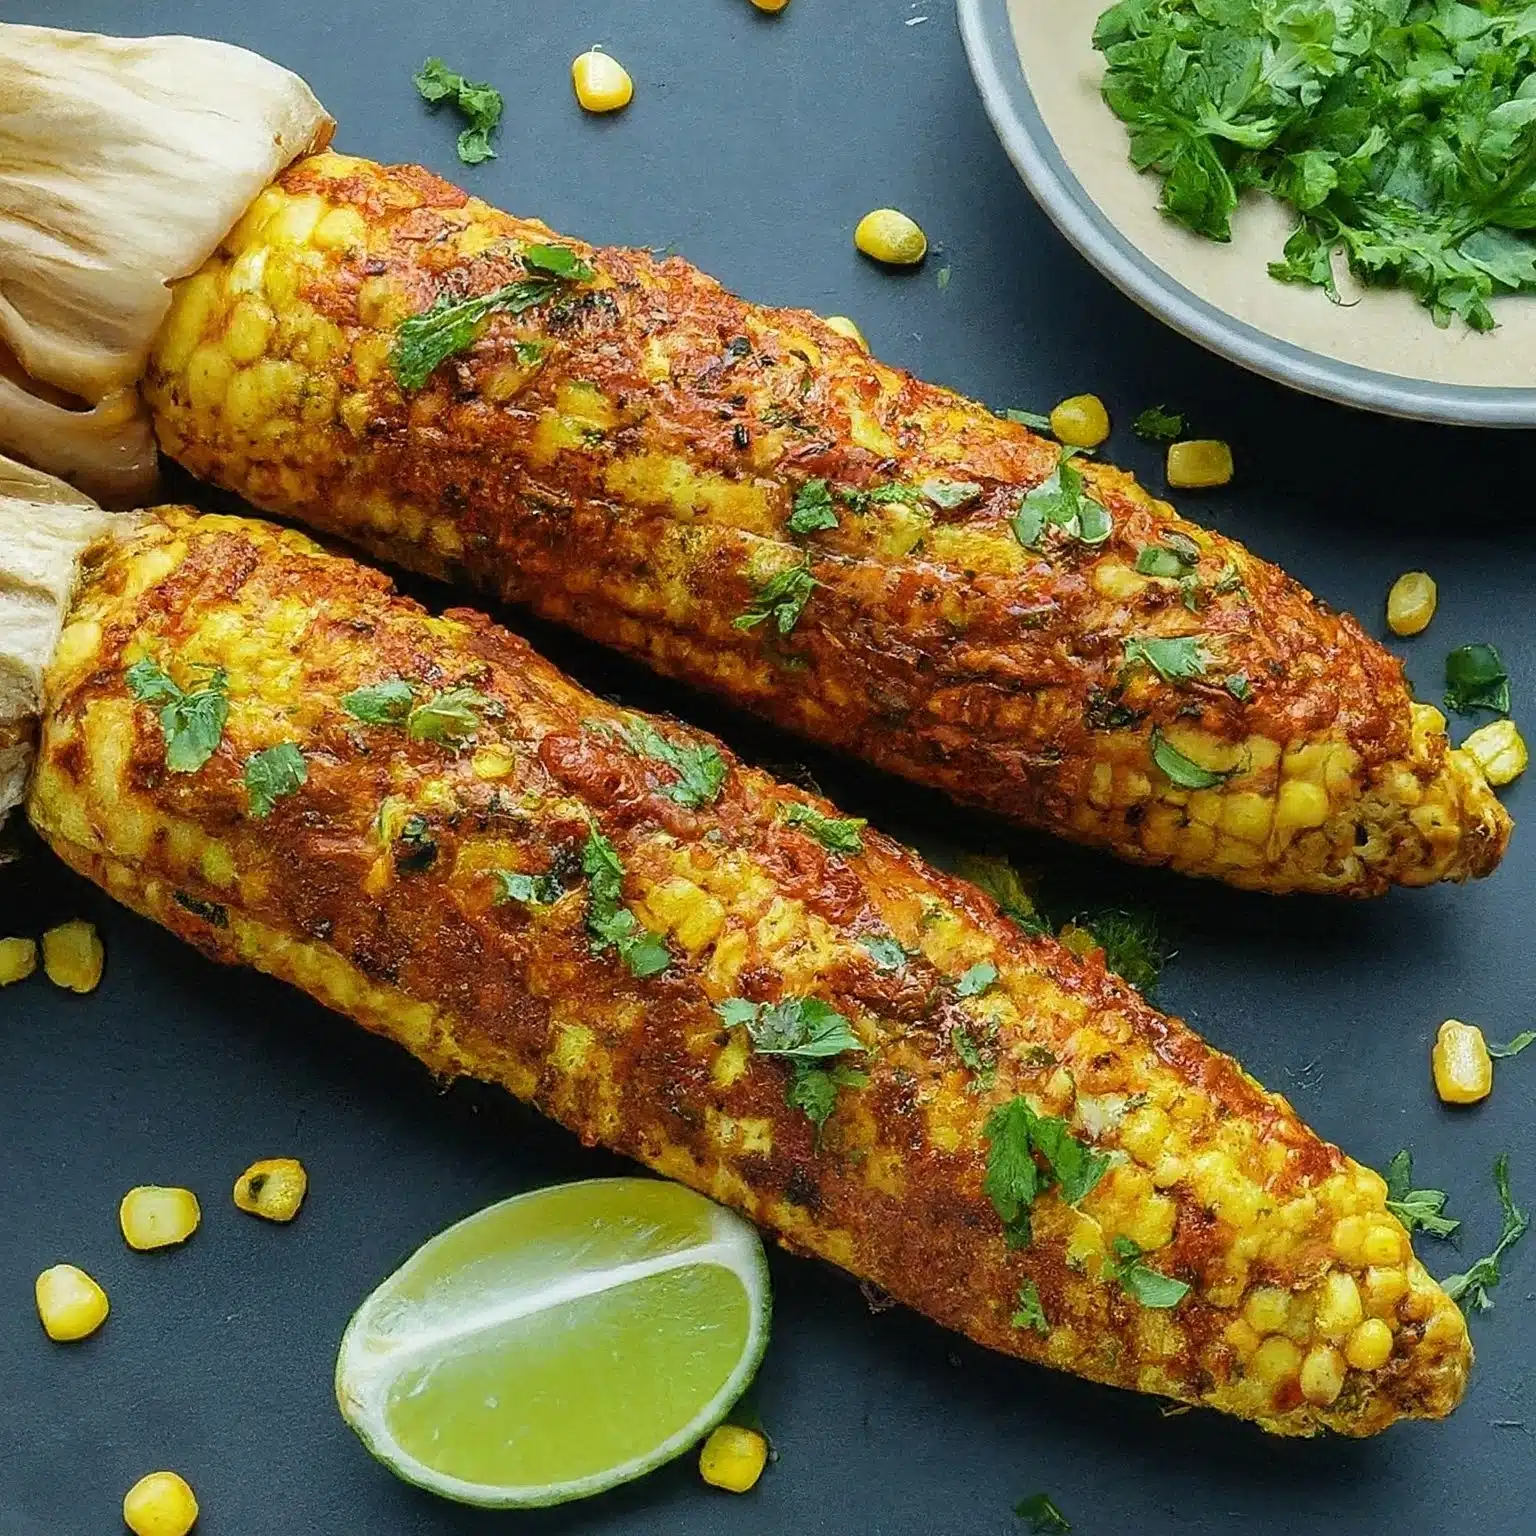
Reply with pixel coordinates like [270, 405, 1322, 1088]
[334, 1177, 771, 1508]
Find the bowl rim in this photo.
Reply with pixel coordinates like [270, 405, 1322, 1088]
[956, 0, 1536, 428]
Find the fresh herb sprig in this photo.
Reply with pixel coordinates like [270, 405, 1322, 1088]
[783, 802, 866, 854]
[618, 719, 727, 808]
[717, 995, 867, 1128]
[1441, 1153, 1529, 1312]
[244, 743, 307, 819]
[1383, 1149, 1460, 1239]
[413, 57, 504, 165]
[983, 1095, 1111, 1248]
[582, 827, 671, 977]
[125, 659, 229, 774]
[1444, 643, 1511, 717]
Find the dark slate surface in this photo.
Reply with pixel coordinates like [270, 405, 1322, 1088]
[2, 2, 1533, 1532]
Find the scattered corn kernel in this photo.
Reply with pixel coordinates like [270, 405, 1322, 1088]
[1385, 571, 1437, 637]
[0, 935, 37, 985]
[854, 208, 927, 266]
[1461, 719, 1527, 787]
[571, 49, 633, 113]
[233, 1157, 308, 1221]
[119, 1186, 202, 1252]
[823, 314, 868, 350]
[698, 1424, 768, 1492]
[1299, 1343, 1346, 1406]
[1166, 439, 1234, 490]
[1049, 394, 1110, 449]
[123, 1471, 199, 1536]
[34, 1263, 109, 1341]
[41, 919, 104, 993]
[750, 0, 792, 11]
[1432, 1018, 1493, 1105]
[1344, 1317, 1394, 1371]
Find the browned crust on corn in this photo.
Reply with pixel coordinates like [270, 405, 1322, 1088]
[141, 154, 1510, 896]
[30, 507, 1470, 1434]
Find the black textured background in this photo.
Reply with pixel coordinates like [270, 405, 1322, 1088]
[2, 2, 1533, 1532]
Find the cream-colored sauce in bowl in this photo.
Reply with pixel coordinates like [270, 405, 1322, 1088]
[956, 0, 1536, 421]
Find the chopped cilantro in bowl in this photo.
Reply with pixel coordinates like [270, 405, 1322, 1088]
[1093, 0, 1536, 331]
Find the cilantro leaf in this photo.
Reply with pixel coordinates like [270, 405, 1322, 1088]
[787, 478, 839, 535]
[395, 813, 438, 873]
[1104, 1235, 1190, 1309]
[1011, 1278, 1049, 1335]
[951, 1027, 997, 1086]
[1132, 405, 1184, 441]
[522, 243, 595, 282]
[1149, 725, 1232, 789]
[1444, 643, 1511, 717]
[1000, 408, 1053, 432]
[1382, 1149, 1460, 1240]
[733, 557, 818, 635]
[983, 1096, 1109, 1248]
[1077, 908, 1167, 995]
[413, 57, 504, 165]
[956, 961, 998, 998]
[1489, 1030, 1536, 1060]
[391, 274, 572, 391]
[582, 827, 671, 977]
[1009, 455, 1112, 550]
[618, 718, 727, 807]
[783, 802, 866, 854]
[1440, 1153, 1529, 1312]
[1134, 530, 1201, 578]
[860, 934, 909, 971]
[492, 868, 564, 905]
[954, 853, 1050, 935]
[1015, 1492, 1071, 1532]
[341, 678, 415, 725]
[127, 659, 228, 774]
[920, 478, 983, 510]
[244, 743, 306, 819]
[787, 1062, 868, 1129]
[408, 686, 492, 745]
[719, 995, 866, 1126]
[1123, 634, 1211, 684]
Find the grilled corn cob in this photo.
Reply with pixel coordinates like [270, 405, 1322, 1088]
[0, 28, 1509, 896]
[20, 500, 1470, 1435]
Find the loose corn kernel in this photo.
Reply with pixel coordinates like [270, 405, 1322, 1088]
[41, 920, 104, 993]
[751, 0, 792, 10]
[1049, 394, 1110, 449]
[123, 1471, 199, 1536]
[823, 314, 868, 350]
[1461, 719, 1527, 787]
[1385, 571, 1436, 637]
[1299, 1344, 1346, 1406]
[1432, 1019, 1493, 1105]
[1314, 1271, 1363, 1338]
[854, 208, 927, 266]
[35, 1263, 109, 1341]
[571, 49, 633, 113]
[0, 935, 37, 985]
[698, 1425, 768, 1492]
[119, 1187, 202, 1252]
[1166, 439, 1234, 489]
[233, 1157, 308, 1222]
[1344, 1317, 1394, 1371]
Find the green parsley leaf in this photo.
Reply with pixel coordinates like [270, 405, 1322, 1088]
[1132, 405, 1184, 441]
[1444, 643, 1511, 717]
[1010, 1279, 1049, 1335]
[1001, 408, 1053, 432]
[787, 1061, 868, 1129]
[983, 1097, 1109, 1248]
[787, 478, 839, 535]
[413, 58, 504, 165]
[920, 478, 983, 510]
[783, 802, 866, 854]
[1009, 455, 1112, 550]
[1440, 1154, 1529, 1312]
[1015, 1492, 1070, 1533]
[127, 659, 229, 774]
[733, 557, 818, 635]
[582, 827, 671, 977]
[1489, 1031, 1536, 1060]
[522, 243, 595, 282]
[341, 678, 415, 725]
[1149, 725, 1232, 790]
[492, 868, 564, 905]
[243, 743, 306, 819]
[408, 686, 492, 745]
[1383, 1149, 1460, 1240]
[1123, 634, 1210, 684]
[618, 718, 727, 808]
[955, 961, 998, 998]
[1104, 1235, 1190, 1309]
[391, 278, 564, 391]
[954, 852, 1050, 936]
[860, 934, 908, 971]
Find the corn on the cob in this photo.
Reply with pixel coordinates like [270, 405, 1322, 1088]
[127, 153, 1508, 896]
[23, 502, 1470, 1435]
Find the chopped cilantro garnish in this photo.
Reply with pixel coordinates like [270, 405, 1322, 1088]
[1444, 643, 1511, 717]
[1133, 530, 1201, 579]
[1015, 1492, 1071, 1532]
[1132, 405, 1184, 441]
[787, 478, 839, 535]
[1000, 408, 1054, 432]
[492, 869, 564, 906]
[1489, 1030, 1536, 1059]
[954, 852, 1050, 935]
[1383, 1149, 1460, 1239]
[920, 478, 983, 510]
[718, 995, 866, 1128]
[413, 57, 503, 165]
[786, 1062, 870, 1129]
[1123, 634, 1210, 684]
[243, 743, 306, 819]
[1440, 1153, 1529, 1312]
[125, 658, 229, 774]
[408, 686, 493, 745]
[983, 1096, 1110, 1248]
[733, 557, 818, 635]
[951, 1027, 997, 1086]
[1149, 725, 1232, 789]
[582, 827, 671, 977]
[1078, 908, 1167, 995]
[783, 802, 866, 854]
[395, 814, 438, 873]
[956, 961, 998, 999]
[1009, 454, 1112, 550]
[1224, 672, 1251, 702]
[1011, 1278, 1049, 1335]
[341, 678, 415, 725]
[618, 718, 727, 807]
[1103, 1236, 1189, 1309]
[860, 934, 909, 971]
[522, 244, 596, 282]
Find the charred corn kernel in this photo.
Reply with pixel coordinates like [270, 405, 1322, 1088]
[571, 50, 633, 113]
[119, 1186, 202, 1251]
[1314, 1272, 1363, 1338]
[1242, 1286, 1291, 1336]
[1461, 719, 1527, 787]
[1432, 1019, 1493, 1105]
[1299, 1344, 1347, 1406]
[823, 314, 868, 350]
[1385, 571, 1436, 637]
[1166, 439, 1234, 489]
[1345, 1317, 1394, 1371]
[123, 1471, 199, 1536]
[698, 1424, 768, 1492]
[41, 919, 103, 993]
[1049, 394, 1110, 449]
[0, 936, 37, 985]
[233, 1157, 308, 1221]
[34, 1263, 109, 1341]
[854, 208, 927, 266]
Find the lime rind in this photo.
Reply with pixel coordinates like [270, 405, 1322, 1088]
[335, 1178, 771, 1509]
